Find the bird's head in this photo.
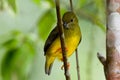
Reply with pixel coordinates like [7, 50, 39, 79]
[62, 11, 78, 29]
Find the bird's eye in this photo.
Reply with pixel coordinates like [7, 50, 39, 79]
[71, 19, 73, 22]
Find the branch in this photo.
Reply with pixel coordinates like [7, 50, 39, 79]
[97, 52, 106, 66]
[98, 0, 120, 79]
[55, 0, 71, 80]
[75, 49, 80, 80]
[69, 0, 81, 80]
[69, 0, 73, 11]
[103, 0, 120, 80]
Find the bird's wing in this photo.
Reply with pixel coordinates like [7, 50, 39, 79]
[44, 27, 59, 55]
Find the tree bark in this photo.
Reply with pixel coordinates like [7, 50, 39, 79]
[106, 0, 120, 79]
[98, 0, 120, 80]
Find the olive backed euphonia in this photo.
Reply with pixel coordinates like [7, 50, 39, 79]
[44, 11, 82, 75]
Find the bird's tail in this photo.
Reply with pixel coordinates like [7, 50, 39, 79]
[45, 55, 55, 75]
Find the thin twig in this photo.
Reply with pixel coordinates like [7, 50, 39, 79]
[69, 0, 81, 80]
[55, 0, 71, 80]
[97, 52, 106, 66]
[75, 49, 80, 80]
[70, 0, 73, 11]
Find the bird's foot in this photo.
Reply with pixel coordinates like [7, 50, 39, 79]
[61, 62, 70, 70]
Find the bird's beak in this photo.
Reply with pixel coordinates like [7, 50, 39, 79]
[63, 22, 68, 28]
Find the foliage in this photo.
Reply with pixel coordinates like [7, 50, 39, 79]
[37, 9, 56, 40]
[0, 0, 17, 13]
[0, 31, 37, 80]
[0, 0, 106, 80]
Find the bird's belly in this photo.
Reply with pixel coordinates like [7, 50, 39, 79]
[46, 36, 80, 60]
[65, 36, 80, 57]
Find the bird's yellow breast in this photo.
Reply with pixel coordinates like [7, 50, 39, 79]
[46, 25, 81, 60]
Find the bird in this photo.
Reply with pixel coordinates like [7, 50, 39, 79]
[44, 11, 82, 75]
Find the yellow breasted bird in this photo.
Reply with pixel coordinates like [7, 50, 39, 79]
[44, 11, 82, 75]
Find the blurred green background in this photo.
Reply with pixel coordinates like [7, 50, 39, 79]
[0, 0, 106, 80]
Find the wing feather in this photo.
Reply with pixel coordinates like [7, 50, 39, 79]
[44, 27, 59, 55]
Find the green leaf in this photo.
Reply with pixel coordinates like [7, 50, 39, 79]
[1, 32, 36, 80]
[79, 0, 87, 7]
[7, 0, 17, 13]
[1, 48, 19, 80]
[0, 0, 4, 10]
[46, 0, 54, 7]
[32, 0, 40, 5]
[93, 0, 105, 11]
[37, 9, 56, 40]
